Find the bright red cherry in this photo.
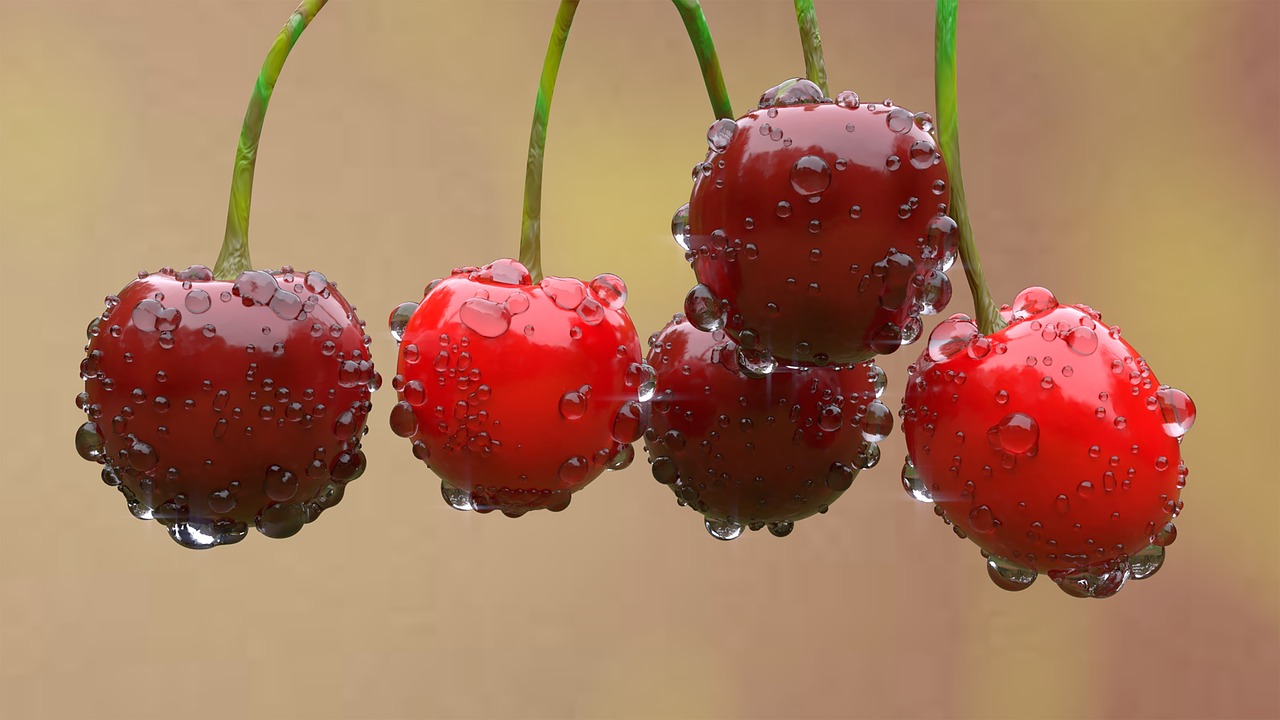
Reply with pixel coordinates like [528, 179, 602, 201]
[678, 78, 957, 370]
[900, 287, 1195, 597]
[388, 259, 650, 516]
[76, 265, 376, 548]
[643, 314, 888, 539]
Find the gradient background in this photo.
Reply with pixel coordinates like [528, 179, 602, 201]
[1, 1, 1277, 718]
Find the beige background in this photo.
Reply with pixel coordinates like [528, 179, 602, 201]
[1, 1, 1277, 718]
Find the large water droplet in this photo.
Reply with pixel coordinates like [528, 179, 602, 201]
[901, 455, 930, 502]
[390, 400, 418, 438]
[853, 441, 881, 470]
[1128, 544, 1166, 580]
[671, 203, 691, 250]
[909, 139, 936, 169]
[131, 299, 181, 333]
[861, 402, 893, 442]
[986, 556, 1037, 591]
[767, 521, 794, 538]
[988, 412, 1039, 454]
[168, 522, 218, 550]
[968, 505, 996, 534]
[790, 155, 831, 196]
[559, 390, 587, 420]
[707, 118, 737, 152]
[1052, 563, 1129, 599]
[558, 456, 589, 485]
[705, 517, 743, 540]
[589, 274, 627, 310]
[684, 284, 725, 332]
[265, 465, 299, 502]
[255, 503, 306, 539]
[1010, 287, 1058, 320]
[459, 298, 512, 338]
[736, 347, 776, 378]
[612, 401, 646, 443]
[1154, 386, 1196, 438]
[74, 422, 105, 462]
[927, 315, 980, 362]
[233, 270, 278, 304]
[185, 289, 211, 314]
[886, 107, 913, 134]
[441, 482, 474, 511]
[916, 269, 952, 316]
[758, 78, 825, 108]
[389, 302, 418, 342]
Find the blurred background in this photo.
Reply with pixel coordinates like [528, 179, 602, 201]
[1, 1, 1277, 718]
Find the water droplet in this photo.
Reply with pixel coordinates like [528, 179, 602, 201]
[901, 455, 930, 501]
[968, 505, 996, 534]
[927, 315, 980, 361]
[589, 274, 627, 310]
[909, 139, 936, 169]
[835, 90, 859, 109]
[988, 412, 1039, 454]
[1011, 287, 1058, 320]
[1054, 494, 1071, 513]
[255, 503, 306, 538]
[776, 201, 793, 218]
[849, 205, 862, 219]
[1064, 326, 1098, 356]
[233, 270, 279, 304]
[853, 441, 881, 469]
[559, 390, 588, 420]
[1154, 386, 1195, 437]
[684, 284, 725, 332]
[1128, 544, 1166, 580]
[735, 347, 776, 378]
[767, 521, 794, 537]
[758, 78, 825, 108]
[860, 402, 893, 442]
[886, 107, 913, 134]
[184, 289, 211, 314]
[626, 363, 657, 402]
[706, 118, 737, 152]
[885, 155, 901, 171]
[540, 277, 587, 310]
[131, 299, 181, 333]
[705, 517, 743, 540]
[987, 556, 1037, 591]
[790, 155, 831, 196]
[389, 302, 418, 342]
[1052, 563, 1129, 599]
[459, 298, 512, 338]
[916, 270, 952, 315]
[558, 456, 589, 484]
[611, 401, 645, 443]
[671, 203, 691, 250]
[265, 465, 299, 502]
[74, 422, 105, 462]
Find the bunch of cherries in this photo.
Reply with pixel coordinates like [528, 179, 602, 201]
[74, 0, 1194, 599]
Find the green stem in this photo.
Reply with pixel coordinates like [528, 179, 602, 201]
[519, 0, 580, 283]
[934, 0, 1004, 335]
[214, 0, 328, 281]
[670, 1, 734, 120]
[520, 0, 733, 281]
[792, 0, 828, 97]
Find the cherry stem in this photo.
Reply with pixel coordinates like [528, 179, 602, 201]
[792, 0, 828, 97]
[670, 1, 734, 120]
[520, 0, 733, 282]
[934, 0, 1004, 335]
[214, 0, 327, 281]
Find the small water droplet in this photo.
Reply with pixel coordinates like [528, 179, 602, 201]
[705, 517, 743, 540]
[789, 155, 831, 196]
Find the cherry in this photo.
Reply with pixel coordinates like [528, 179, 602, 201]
[678, 78, 957, 370]
[642, 314, 888, 539]
[387, 260, 649, 516]
[76, 265, 375, 548]
[899, 287, 1195, 597]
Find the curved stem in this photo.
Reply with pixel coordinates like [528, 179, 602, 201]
[520, 0, 580, 283]
[214, 0, 328, 281]
[670, 1, 734, 120]
[792, 0, 828, 97]
[934, 0, 1004, 335]
[520, 0, 733, 281]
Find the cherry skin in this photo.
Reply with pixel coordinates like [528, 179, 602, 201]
[388, 259, 650, 517]
[680, 79, 957, 369]
[75, 265, 376, 549]
[900, 287, 1195, 597]
[643, 314, 889, 540]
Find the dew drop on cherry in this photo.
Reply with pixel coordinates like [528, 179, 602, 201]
[389, 302, 418, 343]
[988, 412, 1039, 454]
[458, 298, 512, 338]
[789, 155, 831, 196]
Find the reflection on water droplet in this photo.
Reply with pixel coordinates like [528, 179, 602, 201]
[901, 455, 930, 501]
[459, 298, 512, 338]
[389, 302, 418, 342]
[1154, 386, 1195, 437]
[684, 284, 725, 332]
[1129, 544, 1166, 580]
[790, 155, 831, 196]
[671, 203, 691, 250]
[707, 118, 737, 152]
[987, 556, 1037, 591]
[441, 481, 474, 511]
[705, 517, 743, 540]
[988, 412, 1039, 454]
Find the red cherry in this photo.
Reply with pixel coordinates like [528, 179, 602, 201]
[76, 265, 376, 548]
[900, 287, 1195, 597]
[643, 314, 887, 539]
[681, 79, 956, 367]
[389, 259, 649, 517]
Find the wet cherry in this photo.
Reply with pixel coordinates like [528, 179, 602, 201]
[899, 287, 1195, 597]
[643, 313, 887, 539]
[76, 265, 375, 548]
[388, 259, 649, 516]
[679, 79, 957, 369]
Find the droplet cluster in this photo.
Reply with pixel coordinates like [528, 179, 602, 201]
[677, 78, 957, 371]
[899, 287, 1195, 597]
[388, 259, 650, 516]
[76, 265, 376, 548]
[642, 313, 885, 540]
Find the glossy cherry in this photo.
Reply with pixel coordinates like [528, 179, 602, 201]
[643, 314, 888, 539]
[678, 78, 957, 370]
[388, 259, 649, 516]
[76, 264, 375, 548]
[899, 287, 1195, 597]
